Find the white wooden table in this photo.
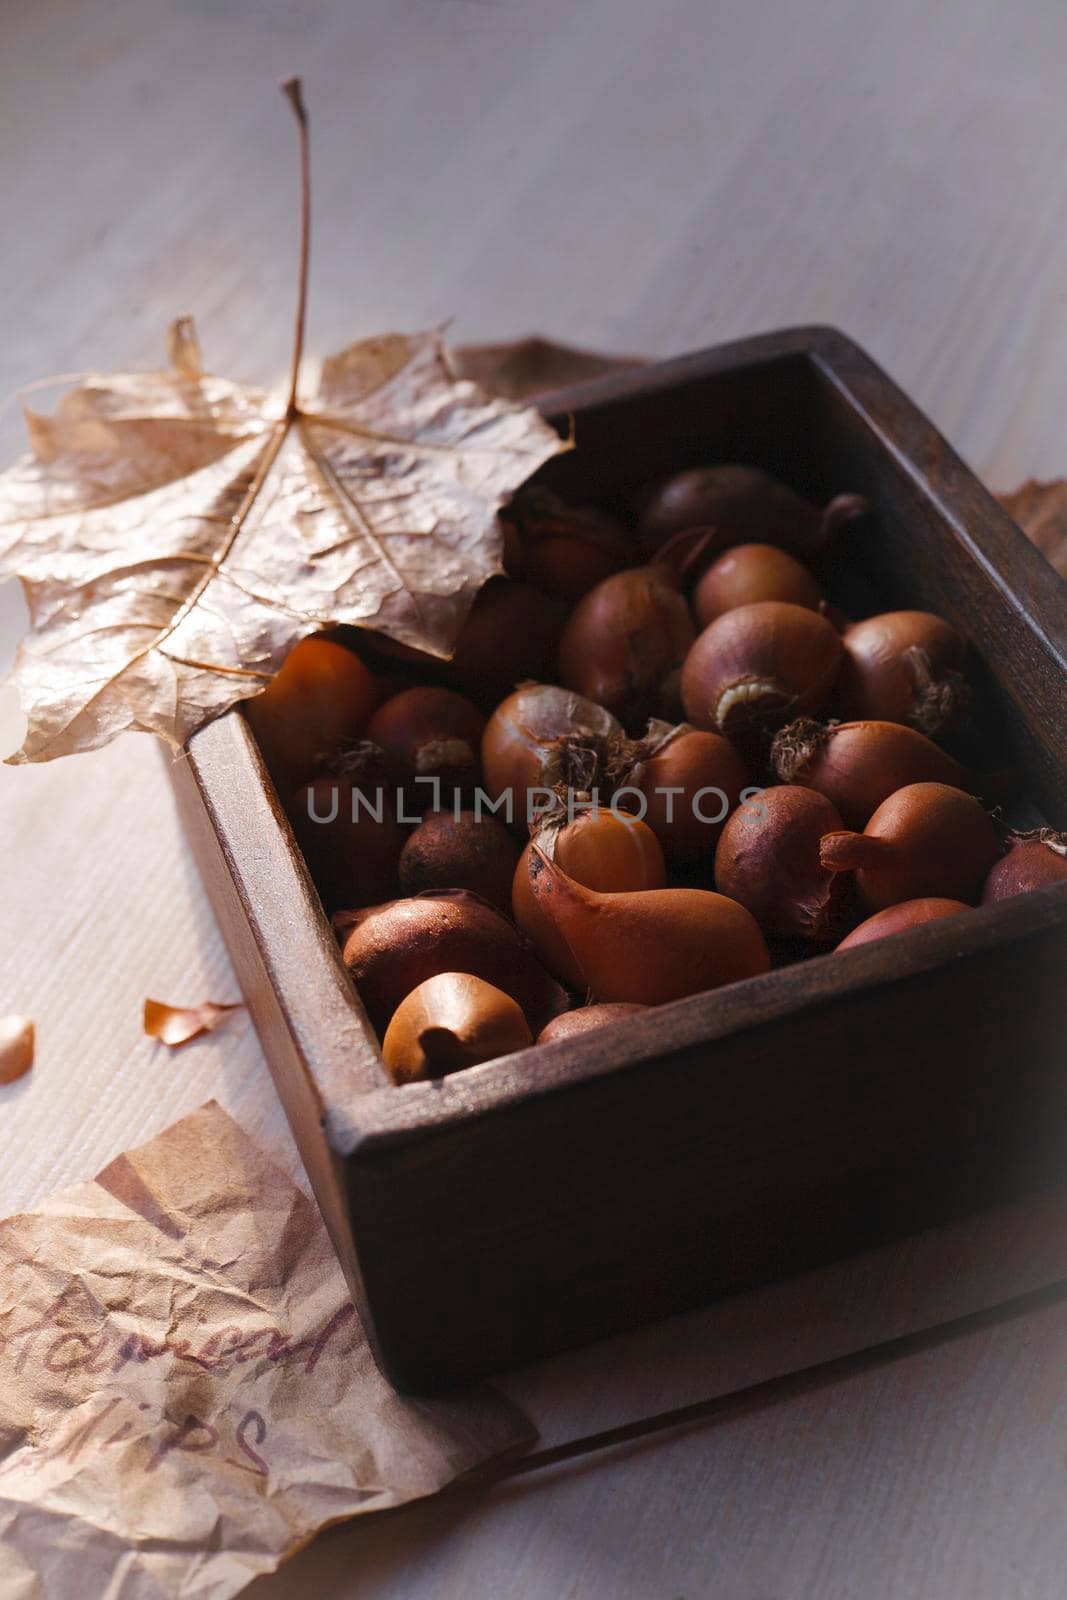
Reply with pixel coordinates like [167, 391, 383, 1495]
[3, 1, 1067, 1593]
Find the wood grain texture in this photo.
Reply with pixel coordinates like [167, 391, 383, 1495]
[4, 0, 1067, 1593]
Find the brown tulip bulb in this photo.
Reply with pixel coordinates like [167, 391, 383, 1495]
[819, 783, 1000, 912]
[246, 634, 378, 789]
[693, 543, 822, 626]
[626, 724, 749, 867]
[837, 610, 969, 735]
[442, 578, 563, 706]
[772, 718, 973, 828]
[513, 811, 666, 982]
[981, 832, 1067, 903]
[714, 786, 853, 944]
[367, 687, 485, 802]
[481, 684, 623, 829]
[537, 1004, 648, 1044]
[338, 890, 568, 1035]
[558, 563, 695, 727]
[398, 810, 520, 913]
[836, 898, 972, 951]
[681, 602, 844, 742]
[637, 464, 866, 560]
[289, 770, 404, 911]
[513, 847, 770, 1003]
[382, 973, 531, 1084]
[503, 487, 633, 599]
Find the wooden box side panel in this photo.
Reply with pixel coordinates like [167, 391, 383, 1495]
[166, 726, 382, 1331]
[348, 910, 1067, 1390]
[807, 335, 1067, 824]
[173, 714, 386, 1113]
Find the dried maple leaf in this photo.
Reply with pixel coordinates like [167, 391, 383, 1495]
[997, 479, 1067, 579]
[0, 82, 565, 765]
[0, 1017, 34, 1085]
[143, 998, 243, 1048]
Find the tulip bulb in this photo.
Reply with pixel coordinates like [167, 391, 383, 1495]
[503, 486, 633, 599]
[513, 811, 666, 981]
[537, 1003, 649, 1044]
[837, 610, 969, 734]
[819, 782, 999, 911]
[693, 543, 822, 626]
[381, 973, 531, 1084]
[246, 633, 378, 789]
[637, 464, 867, 561]
[289, 768, 404, 911]
[626, 722, 749, 867]
[772, 717, 972, 828]
[367, 687, 485, 799]
[442, 578, 563, 706]
[836, 898, 972, 951]
[481, 684, 624, 827]
[558, 561, 695, 727]
[398, 810, 520, 913]
[339, 889, 569, 1034]
[681, 601, 844, 742]
[514, 847, 770, 1003]
[981, 830, 1067, 903]
[714, 786, 853, 944]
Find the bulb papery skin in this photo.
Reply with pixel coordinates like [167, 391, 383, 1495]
[714, 786, 853, 944]
[818, 782, 1000, 912]
[515, 847, 770, 1005]
[681, 602, 844, 742]
[771, 718, 971, 828]
[835, 898, 972, 951]
[981, 834, 1067, 903]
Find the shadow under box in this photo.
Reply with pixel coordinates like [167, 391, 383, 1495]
[169, 326, 1067, 1393]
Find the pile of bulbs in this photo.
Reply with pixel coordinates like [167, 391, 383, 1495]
[246, 465, 1067, 1084]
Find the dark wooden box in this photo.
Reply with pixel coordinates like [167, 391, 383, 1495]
[170, 327, 1067, 1393]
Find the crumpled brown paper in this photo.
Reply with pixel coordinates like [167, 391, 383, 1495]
[0, 1102, 531, 1600]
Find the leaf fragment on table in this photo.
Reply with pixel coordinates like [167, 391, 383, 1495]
[143, 998, 243, 1048]
[997, 479, 1067, 578]
[0, 1016, 34, 1084]
[0, 325, 565, 765]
